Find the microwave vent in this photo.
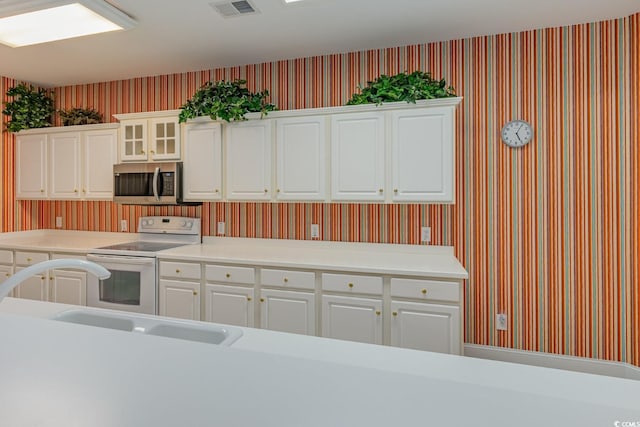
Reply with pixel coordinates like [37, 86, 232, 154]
[211, 0, 259, 17]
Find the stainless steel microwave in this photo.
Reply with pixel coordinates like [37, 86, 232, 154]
[113, 162, 186, 205]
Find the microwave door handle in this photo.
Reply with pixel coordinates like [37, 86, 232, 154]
[152, 167, 160, 202]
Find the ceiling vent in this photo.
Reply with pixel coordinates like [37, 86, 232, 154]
[211, 0, 259, 18]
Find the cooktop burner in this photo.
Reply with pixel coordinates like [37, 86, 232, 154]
[96, 241, 188, 253]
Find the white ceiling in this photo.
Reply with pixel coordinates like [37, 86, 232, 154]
[0, 0, 638, 87]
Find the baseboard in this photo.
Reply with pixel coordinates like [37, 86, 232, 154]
[464, 344, 640, 381]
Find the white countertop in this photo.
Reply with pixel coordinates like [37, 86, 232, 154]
[1, 298, 638, 427]
[159, 236, 469, 278]
[0, 229, 137, 253]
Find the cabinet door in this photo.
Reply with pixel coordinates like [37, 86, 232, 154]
[391, 108, 454, 202]
[13, 270, 48, 301]
[276, 116, 326, 200]
[321, 295, 382, 345]
[83, 129, 117, 199]
[331, 112, 385, 201]
[49, 132, 82, 199]
[120, 121, 147, 161]
[205, 284, 254, 327]
[225, 120, 272, 200]
[159, 279, 201, 321]
[16, 133, 48, 199]
[390, 300, 460, 354]
[183, 122, 223, 201]
[260, 289, 315, 335]
[50, 270, 86, 306]
[150, 118, 180, 160]
[0, 265, 13, 290]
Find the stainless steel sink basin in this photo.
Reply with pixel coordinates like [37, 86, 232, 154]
[52, 309, 242, 346]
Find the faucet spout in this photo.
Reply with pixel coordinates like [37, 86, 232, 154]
[0, 259, 111, 302]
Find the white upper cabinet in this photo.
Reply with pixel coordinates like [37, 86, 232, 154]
[225, 119, 272, 200]
[49, 132, 82, 199]
[330, 112, 385, 201]
[16, 133, 48, 199]
[83, 128, 118, 199]
[276, 116, 327, 201]
[391, 107, 454, 202]
[16, 124, 118, 201]
[114, 110, 181, 162]
[183, 121, 223, 201]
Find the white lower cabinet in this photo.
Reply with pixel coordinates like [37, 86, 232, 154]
[13, 270, 48, 301]
[260, 289, 315, 335]
[205, 284, 255, 327]
[50, 269, 86, 306]
[321, 295, 383, 345]
[390, 301, 460, 354]
[159, 280, 200, 320]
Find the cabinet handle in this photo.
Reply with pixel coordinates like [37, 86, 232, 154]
[421, 289, 427, 295]
[40, 189, 44, 193]
[375, 310, 381, 316]
[82, 188, 86, 193]
[150, 150, 155, 154]
[264, 189, 268, 193]
[277, 189, 281, 193]
[193, 291, 198, 296]
[175, 269, 181, 273]
[394, 189, 398, 193]
[283, 277, 288, 283]
[378, 188, 383, 193]
[247, 297, 252, 301]
[347, 283, 354, 288]
[27, 258, 32, 262]
[225, 273, 231, 278]
[141, 150, 145, 154]
[74, 189, 78, 193]
[392, 311, 398, 316]
[40, 276, 45, 281]
[260, 298, 265, 303]
[215, 189, 219, 193]
[49, 277, 53, 281]
[5, 273, 10, 277]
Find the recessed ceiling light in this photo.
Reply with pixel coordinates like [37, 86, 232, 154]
[0, 0, 135, 48]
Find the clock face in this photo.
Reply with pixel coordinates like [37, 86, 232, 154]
[501, 120, 533, 148]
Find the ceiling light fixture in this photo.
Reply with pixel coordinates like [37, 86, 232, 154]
[0, 0, 135, 48]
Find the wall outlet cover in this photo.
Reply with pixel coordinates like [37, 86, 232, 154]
[420, 226, 431, 243]
[217, 222, 226, 235]
[120, 220, 128, 232]
[310, 224, 320, 239]
[496, 313, 508, 331]
[55, 217, 63, 228]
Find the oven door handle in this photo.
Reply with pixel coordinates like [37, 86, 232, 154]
[152, 166, 160, 202]
[87, 254, 156, 266]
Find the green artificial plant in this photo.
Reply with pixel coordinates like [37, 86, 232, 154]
[178, 79, 277, 123]
[2, 84, 55, 132]
[347, 71, 456, 106]
[59, 107, 103, 126]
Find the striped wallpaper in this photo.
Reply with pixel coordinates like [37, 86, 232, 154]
[1, 13, 639, 366]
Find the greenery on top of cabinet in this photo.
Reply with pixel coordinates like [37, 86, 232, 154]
[2, 84, 55, 132]
[347, 71, 456, 106]
[179, 79, 277, 123]
[59, 108, 103, 126]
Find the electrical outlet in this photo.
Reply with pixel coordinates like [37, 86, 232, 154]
[310, 224, 320, 239]
[420, 226, 431, 243]
[217, 222, 225, 235]
[496, 313, 508, 331]
[55, 216, 63, 228]
[120, 220, 128, 232]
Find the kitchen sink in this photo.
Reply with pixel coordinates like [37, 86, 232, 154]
[51, 309, 242, 346]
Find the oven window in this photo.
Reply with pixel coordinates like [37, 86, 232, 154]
[99, 271, 141, 306]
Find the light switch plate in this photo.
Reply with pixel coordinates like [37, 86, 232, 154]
[120, 220, 128, 232]
[310, 224, 320, 239]
[420, 226, 431, 243]
[496, 313, 508, 330]
[217, 222, 225, 235]
[55, 216, 63, 228]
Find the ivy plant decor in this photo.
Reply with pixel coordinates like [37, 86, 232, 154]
[346, 71, 456, 106]
[59, 107, 103, 126]
[178, 79, 277, 123]
[2, 84, 55, 132]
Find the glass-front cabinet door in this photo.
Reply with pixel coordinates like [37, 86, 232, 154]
[150, 118, 180, 160]
[120, 120, 148, 161]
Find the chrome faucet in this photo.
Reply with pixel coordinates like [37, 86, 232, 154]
[0, 259, 111, 302]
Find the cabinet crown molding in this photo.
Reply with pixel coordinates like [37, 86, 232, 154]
[16, 122, 119, 135]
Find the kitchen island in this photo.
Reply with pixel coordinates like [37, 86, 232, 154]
[1, 297, 639, 427]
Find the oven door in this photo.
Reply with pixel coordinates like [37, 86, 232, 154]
[86, 254, 157, 314]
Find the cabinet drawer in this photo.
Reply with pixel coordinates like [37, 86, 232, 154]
[390, 278, 460, 302]
[322, 273, 382, 295]
[261, 269, 315, 290]
[206, 264, 255, 284]
[15, 251, 49, 266]
[0, 250, 13, 264]
[51, 253, 85, 261]
[160, 261, 201, 280]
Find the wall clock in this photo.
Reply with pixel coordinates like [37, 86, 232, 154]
[501, 119, 533, 148]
